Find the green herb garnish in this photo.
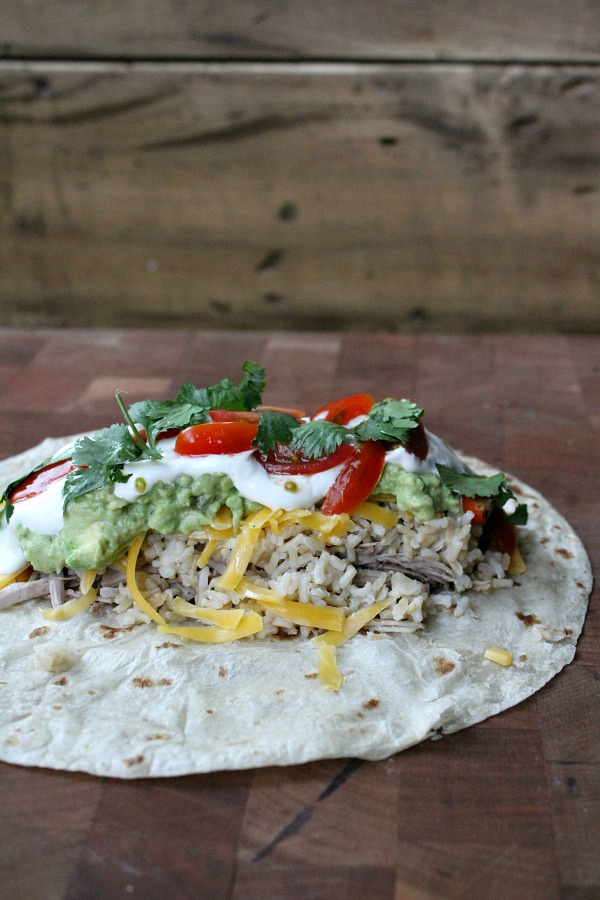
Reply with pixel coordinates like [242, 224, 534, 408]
[436, 465, 528, 524]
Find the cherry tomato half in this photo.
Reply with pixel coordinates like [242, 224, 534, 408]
[9, 458, 79, 503]
[257, 442, 355, 475]
[311, 393, 374, 426]
[321, 441, 386, 515]
[175, 422, 258, 456]
[462, 495, 492, 526]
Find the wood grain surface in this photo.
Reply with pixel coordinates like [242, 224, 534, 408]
[2, 0, 600, 61]
[1, 63, 599, 332]
[0, 329, 597, 899]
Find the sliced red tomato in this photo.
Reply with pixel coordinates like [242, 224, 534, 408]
[311, 393, 374, 425]
[9, 458, 79, 503]
[257, 442, 354, 475]
[321, 441, 386, 515]
[462, 495, 492, 526]
[175, 422, 258, 456]
[484, 506, 516, 555]
[209, 409, 261, 424]
[402, 421, 429, 460]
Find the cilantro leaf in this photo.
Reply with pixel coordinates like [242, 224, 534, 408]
[62, 424, 153, 510]
[128, 398, 209, 448]
[436, 465, 528, 525]
[289, 421, 347, 459]
[436, 466, 507, 498]
[354, 398, 423, 444]
[252, 411, 300, 456]
[176, 361, 265, 413]
[505, 503, 529, 525]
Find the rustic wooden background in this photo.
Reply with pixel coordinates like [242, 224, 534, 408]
[1, 2, 599, 331]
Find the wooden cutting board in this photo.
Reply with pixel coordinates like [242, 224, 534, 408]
[0, 329, 597, 899]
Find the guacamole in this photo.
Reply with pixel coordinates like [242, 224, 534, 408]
[17, 473, 253, 574]
[372, 464, 461, 521]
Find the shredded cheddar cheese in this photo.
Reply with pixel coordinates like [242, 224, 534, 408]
[126, 532, 166, 626]
[169, 596, 245, 629]
[316, 642, 343, 691]
[41, 587, 97, 621]
[157, 610, 263, 644]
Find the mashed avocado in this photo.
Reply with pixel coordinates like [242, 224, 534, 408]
[18, 473, 254, 574]
[371, 464, 461, 521]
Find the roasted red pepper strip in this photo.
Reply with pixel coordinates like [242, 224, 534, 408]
[321, 441, 386, 515]
[484, 506, 517, 555]
[462, 496, 492, 526]
[402, 420, 428, 460]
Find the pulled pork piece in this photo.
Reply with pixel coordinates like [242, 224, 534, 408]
[353, 548, 454, 584]
[0, 577, 52, 610]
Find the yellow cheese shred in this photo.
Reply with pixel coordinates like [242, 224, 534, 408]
[353, 501, 398, 530]
[316, 598, 393, 648]
[168, 596, 244, 629]
[197, 539, 217, 568]
[215, 507, 277, 591]
[126, 532, 166, 626]
[0, 564, 31, 590]
[508, 547, 527, 575]
[316, 642, 343, 692]
[41, 587, 97, 621]
[237, 577, 345, 631]
[79, 569, 97, 595]
[157, 610, 263, 644]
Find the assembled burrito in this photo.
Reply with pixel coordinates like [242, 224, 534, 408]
[0, 363, 592, 777]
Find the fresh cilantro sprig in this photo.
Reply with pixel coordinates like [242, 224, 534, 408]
[436, 465, 528, 524]
[353, 399, 423, 444]
[62, 424, 157, 510]
[253, 411, 300, 456]
[128, 361, 265, 448]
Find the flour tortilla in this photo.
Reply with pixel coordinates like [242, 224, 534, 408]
[0, 437, 592, 778]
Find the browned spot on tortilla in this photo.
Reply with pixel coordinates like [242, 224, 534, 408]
[156, 641, 181, 649]
[576, 581, 584, 588]
[53, 676, 68, 686]
[304, 672, 318, 679]
[100, 623, 143, 639]
[516, 612, 541, 626]
[513, 580, 522, 586]
[132, 676, 172, 688]
[206, 709, 214, 714]
[218, 666, 227, 677]
[28, 626, 49, 639]
[556, 548, 574, 559]
[531, 502, 539, 509]
[275, 689, 284, 695]
[433, 656, 456, 676]
[519, 655, 528, 662]
[540, 537, 549, 544]
[52, 705, 63, 710]
[565, 628, 573, 636]
[146, 733, 172, 741]
[88, 690, 96, 695]
[4, 736, 19, 746]
[552, 524, 560, 530]
[363, 698, 380, 710]
[356, 711, 364, 719]
[123, 754, 145, 767]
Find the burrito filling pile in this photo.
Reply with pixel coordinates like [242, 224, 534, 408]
[0, 362, 529, 691]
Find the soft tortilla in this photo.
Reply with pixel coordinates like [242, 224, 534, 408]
[0, 438, 592, 778]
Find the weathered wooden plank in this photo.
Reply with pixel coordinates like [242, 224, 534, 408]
[1, 63, 599, 331]
[1, 1, 600, 61]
